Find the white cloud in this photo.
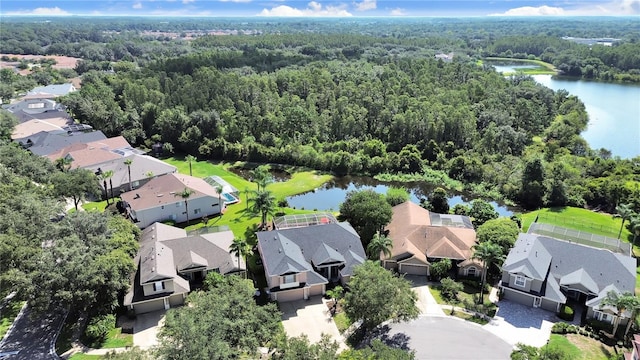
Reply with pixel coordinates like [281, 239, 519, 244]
[493, 0, 640, 16]
[390, 8, 406, 16]
[219, 0, 252, 2]
[182, 0, 195, 4]
[133, 2, 143, 9]
[7, 7, 70, 15]
[355, 0, 376, 11]
[259, 1, 352, 16]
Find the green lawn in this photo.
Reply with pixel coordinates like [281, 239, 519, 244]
[483, 57, 557, 75]
[333, 312, 352, 333]
[428, 282, 496, 317]
[521, 207, 631, 241]
[68, 354, 102, 360]
[545, 334, 617, 360]
[0, 300, 25, 339]
[100, 327, 133, 349]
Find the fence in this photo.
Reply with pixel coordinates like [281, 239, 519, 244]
[528, 222, 631, 255]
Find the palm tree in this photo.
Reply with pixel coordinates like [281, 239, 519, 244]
[367, 231, 393, 262]
[229, 237, 252, 278]
[176, 187, 194, 225]
[615, 203, 635, 239]
[97, 170, 110, 205]
[124, 158, 133, 191]
[629, 214, 640, 247]
[215, 185, 224, 215]
[472, 241, 505, 304]
[250, 189, 276, 230]
[104, 170, 114, 200]
[601, 291, 640, 337]
[55, 157, 73, 172]
[186, 155, 196, 176]
[251, 165, 272, 191]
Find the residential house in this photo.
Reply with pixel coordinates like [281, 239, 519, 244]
[27, 83, 77, 97]
[84, 153, 176, 196]
[256, 213, 366, 302]
[500, 232, 636, 326]
[625, 334, 640, 360]
[11, 116, 74, 140]
[124, 222, 245, 314]
[121, 173, 224, 229]
[383, 201, 481, 277]
[14, 129, 107, 156]
[45, 136, 134, 169]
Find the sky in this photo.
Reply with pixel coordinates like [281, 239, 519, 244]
[1, 0, 639, 17]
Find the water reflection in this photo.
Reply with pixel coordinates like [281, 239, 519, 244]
[285, 175, 516, 216]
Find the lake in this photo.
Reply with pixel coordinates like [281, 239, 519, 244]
[286, 176, 516, 216]
[492, 64, 640, 159]
[531, 75, 640, 159]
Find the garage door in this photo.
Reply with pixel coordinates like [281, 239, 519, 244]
[134, 299, 165, 314]
[400, 264, 429, 276]
[276, 288, 304, 302]
[309, 284, 325, 297]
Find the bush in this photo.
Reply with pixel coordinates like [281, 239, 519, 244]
[586, 318, 614, 333]
[440, 277, 463, 302]
[558, 305, 575, 321]
[431, 259, 452, 281]
[85, 314, 116, 342]
[551, 322, 579, 334]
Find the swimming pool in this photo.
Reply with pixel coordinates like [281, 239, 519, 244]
[222, 192, 239, 204]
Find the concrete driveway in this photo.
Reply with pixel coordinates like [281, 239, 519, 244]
[483, 300, 557, 347]
[280, 296, 345, 350]
[374, 316, 512, 359]
[405, 275, 446, 317]
[133, 310, 166, 349]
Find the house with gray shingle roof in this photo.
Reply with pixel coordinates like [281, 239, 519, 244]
[124, 222, 245, 314]
[500, 232, 636, 325]
[256, 216, 366, 302]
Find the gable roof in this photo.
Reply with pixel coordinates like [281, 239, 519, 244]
[85, 154, 177, 190]
[257, 221, 366, 278]
[45, 136, 132, 168]
[16, 130, 107, 156]
[502, 233, 552, 280]
[386, 201, 477, 262]
[504, 233, 636, 299]
[139, 242, 176, 284]
[11, 117, 72, 140]
[120, 172, 219, 211]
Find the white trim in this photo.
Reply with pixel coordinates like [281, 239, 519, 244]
[533, 297, 542, 308]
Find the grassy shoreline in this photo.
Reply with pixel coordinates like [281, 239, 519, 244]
[483, 57, 557, 75]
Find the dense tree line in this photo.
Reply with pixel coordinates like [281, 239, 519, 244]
[0, 137, 139, 316]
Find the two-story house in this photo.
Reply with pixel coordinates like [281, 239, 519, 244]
[124, 222, 245, 314]
[256, 214, 366, 302]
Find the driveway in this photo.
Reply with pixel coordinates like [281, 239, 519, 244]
[0, 305, 66, 360]
[405, 275, 445, 316]
[483, 300, 557, 347]
[280, 296, 345, 350]
[373, 316, 512, 359]
[133, 310, 166, 349]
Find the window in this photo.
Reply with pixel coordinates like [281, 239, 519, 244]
[283, 274, 296, 284]
[467, 267, 477, 276]
[153, 281, 165, 292]
[514, 275, 526, 287]
[28, 102, 45, 109]
[595, 310, 613, 323]
[194, 208, 201, 215]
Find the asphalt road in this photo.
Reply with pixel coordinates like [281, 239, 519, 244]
[0, 305, 66, 360]
[373, 316, 513, 360]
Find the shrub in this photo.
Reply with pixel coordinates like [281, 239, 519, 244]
[558, 305, 575, 321]
[440, 277, 463, 302]
[85, 314, 116, 341]
[431, 259, 452, 280]
[586, 318, 614, 333]
[552, 322, 568, 334]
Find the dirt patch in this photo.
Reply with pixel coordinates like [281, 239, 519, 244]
[565, 333, 618, 359]
[0, 54, 82, 75]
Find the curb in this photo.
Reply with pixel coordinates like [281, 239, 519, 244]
[0, 301, 27, 350]
[50, 307, 69, 359]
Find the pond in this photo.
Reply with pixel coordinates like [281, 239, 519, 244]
[228, 166, 291, 183]
[285, 175, 516, 216]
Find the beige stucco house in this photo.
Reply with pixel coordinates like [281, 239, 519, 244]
[383, 201, 481, 277]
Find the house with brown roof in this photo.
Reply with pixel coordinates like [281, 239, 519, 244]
[121, 173, 224, 229]
[124, 222, 245, 314]
[382, 201, 481, 277]
[45, 136, 134, 169]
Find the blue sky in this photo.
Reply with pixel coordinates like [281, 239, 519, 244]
[1, 0, 639, 17]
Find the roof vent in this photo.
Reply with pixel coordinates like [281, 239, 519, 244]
[157, 194, 164, 197]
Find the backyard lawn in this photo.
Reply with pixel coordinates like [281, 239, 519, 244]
[0, 300, 24, 339]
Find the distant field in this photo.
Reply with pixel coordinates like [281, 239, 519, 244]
[521, 207, 631, 241]
[483, 57, 557, 75]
